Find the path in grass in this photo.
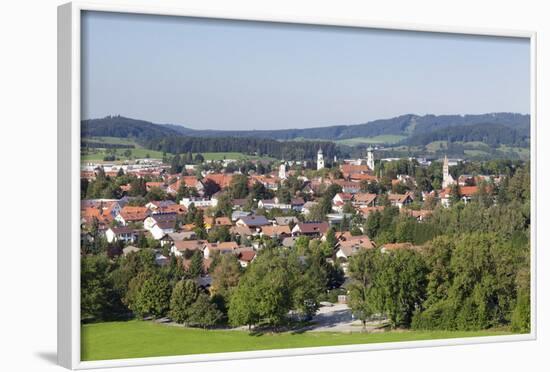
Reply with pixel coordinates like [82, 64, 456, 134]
[81, 320, 512, 361]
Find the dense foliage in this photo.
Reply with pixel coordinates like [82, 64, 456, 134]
[345, 165, 531, 331]
[145, 136, 337, 161]
[404, 122, 529, 147]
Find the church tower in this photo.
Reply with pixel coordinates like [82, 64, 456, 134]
[317, 148, 325, 170]
[279, 163, 287, 180]
[442, 155, 455, 188]
[367, 146, 375, 171]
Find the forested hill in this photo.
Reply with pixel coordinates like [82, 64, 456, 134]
[82, 116, 180, 139]
[82, 113, 530, 143]
[81, 116, 337, 160]
[404, 122, 530, 147]
[164, 113, 530, 140]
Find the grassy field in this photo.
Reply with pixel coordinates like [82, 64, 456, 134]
[200, 152, 276, 161]
[81, 137, 165, 162]
[335, 135, 406, 146]
[498, 145, 530, 161]
[81, 137, 275, 163]
[85, 136, 139, 145]
[425, 140, 448, 152]
[81, 320, 512, 361]
[81, 148, 166, 162]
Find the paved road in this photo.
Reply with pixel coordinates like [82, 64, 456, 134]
[308, 303, 386, 332]
[160, 303, 385, 333]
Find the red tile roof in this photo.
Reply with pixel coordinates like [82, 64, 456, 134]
[119, 206, 149, 222]
[204, 174, 234, 188]
[238, 250, 256, 262]
[261, 225, 291, 237]
[296, 222, 329, 235]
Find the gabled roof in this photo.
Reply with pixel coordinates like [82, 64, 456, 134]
[204, 173, 234, 188]
[249, 175, 278, 186]
[238, 249, 256, 262]
[388, 193, 413, 203]
[458, 186, 480, 197]
[167, 176, 203, 194]
[160, 204, 187, 214]
[440, 185, 483, 198]
[204, 241, 239, 253]
[353, 193, 378, 205]
[230, 225, 254, 236]
[335, 193, 353, 201]
[180, 176, 202, 188]
[340, 164, 372, 176]
[339, 235, 375, 248]
[261, 225, 291, 237]
[237, 215, 270, 227]
[109, 226, 137, 235]
[119, 206, 150, 221]
[350, 173, 377, 182]
[173, 240, 207, 252]
[259, 199, 276, 205]
[337, 237, 375, 257]
[295, 222, 330, 234]
[205, 216, 232, 227]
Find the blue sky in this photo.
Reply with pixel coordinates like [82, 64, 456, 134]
[81, 11, 530, 130]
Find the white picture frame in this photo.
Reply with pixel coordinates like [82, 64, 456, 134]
[57, 1, 537, 369]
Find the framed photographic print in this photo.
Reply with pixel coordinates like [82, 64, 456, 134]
[58, 1, 537, 369]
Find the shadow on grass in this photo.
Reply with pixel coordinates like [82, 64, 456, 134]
[246, 321, 317, 336]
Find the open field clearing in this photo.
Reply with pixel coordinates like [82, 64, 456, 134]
[81, 320, 512, 361]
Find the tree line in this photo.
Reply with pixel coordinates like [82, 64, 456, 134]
[404, 123, 529, 148]
[81, 237, 346, 329]
[144, 136, 337, 161]
[347, 165, 530, 333]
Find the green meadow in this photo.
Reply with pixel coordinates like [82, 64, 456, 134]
[81, 137, 274, 163]
[81, 320, 512, 361]
[334, 135, 407, 145]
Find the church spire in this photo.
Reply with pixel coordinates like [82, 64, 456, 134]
[317, 147, 325, 170]
[367, 146, 375, 171]
[442, 154, 454, 189]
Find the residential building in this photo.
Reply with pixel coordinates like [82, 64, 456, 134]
[387, 193, 414, 209]
[105, 226, 139, 244]
[235, 215, 271, 229]
[292, 221, 330, 237]
[116, 206, 150, 225]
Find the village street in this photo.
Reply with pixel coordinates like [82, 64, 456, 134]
[307, 304, 385, 333]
